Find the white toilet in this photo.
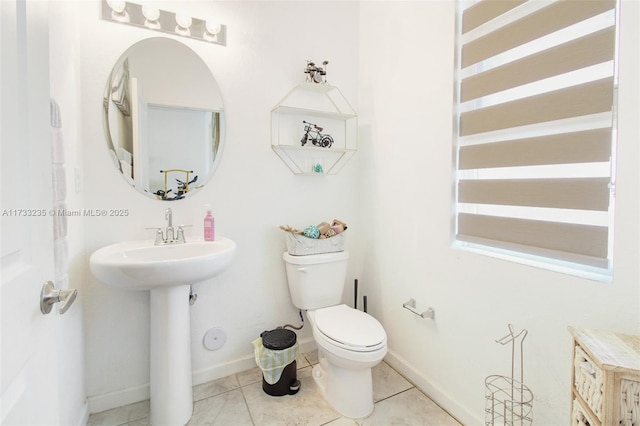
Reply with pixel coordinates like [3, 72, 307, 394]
[282, 251, 387, 418]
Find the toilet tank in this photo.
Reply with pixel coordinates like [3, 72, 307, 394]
[283, 251, 349, 310]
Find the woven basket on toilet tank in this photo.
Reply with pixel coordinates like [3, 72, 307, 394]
[284, 231, 346, 256]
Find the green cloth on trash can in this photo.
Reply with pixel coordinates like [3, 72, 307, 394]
[252, 337, 299, 385]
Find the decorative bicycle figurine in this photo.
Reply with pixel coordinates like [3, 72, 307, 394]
[304, 60, 329, 84]
[301, 120, 333, 148]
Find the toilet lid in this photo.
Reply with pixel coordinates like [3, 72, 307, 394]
[314, 305, 386, 349]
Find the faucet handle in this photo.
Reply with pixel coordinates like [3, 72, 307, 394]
[145, 227, 165, 245]
[176, 224, 191, 243]
[176, 227, 186, 243]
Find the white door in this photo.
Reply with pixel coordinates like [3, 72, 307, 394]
[1, 1, 60, 424]
[131, 77, 150, 192]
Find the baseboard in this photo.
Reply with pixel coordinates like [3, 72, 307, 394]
[88, 337, 317, 414]
[192, 354, 257, 386]
[74, 400, 90, 426]
[384, 349, 482, 425]
[298, 337, 317, 357]
[88, 383, 149, 414]
[192, 336, 316, 385]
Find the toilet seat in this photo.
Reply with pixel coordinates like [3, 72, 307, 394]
[311, 305, 386, 352]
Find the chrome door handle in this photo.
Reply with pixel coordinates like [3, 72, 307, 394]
[40, 281, 77, 315]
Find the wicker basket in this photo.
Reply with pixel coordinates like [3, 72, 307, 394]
[572, 398, 597, 426]
[620, 378, 640, 426]
[574, 345, 603, 420]
[284, 231, 346, 256]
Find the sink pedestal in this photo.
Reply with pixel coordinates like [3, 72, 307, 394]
[150, 285, 193, 425]
[89, 237, 237, 425]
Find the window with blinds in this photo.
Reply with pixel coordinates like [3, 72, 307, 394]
[453, 0, 619, 280]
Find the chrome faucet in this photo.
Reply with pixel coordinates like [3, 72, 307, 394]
[149, 208, 186, 245]
[165, 208, 174, 242]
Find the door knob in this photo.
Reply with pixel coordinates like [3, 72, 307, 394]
[40, 281, 77, 315]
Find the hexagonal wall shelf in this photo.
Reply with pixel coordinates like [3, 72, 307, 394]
[271, 83, 357, 175]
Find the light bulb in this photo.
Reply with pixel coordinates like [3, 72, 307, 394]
[106, 0, 126, 14]
[205, 21, 221, 35]
[175, 13, 192, 29]
[141, 5, 160, 22]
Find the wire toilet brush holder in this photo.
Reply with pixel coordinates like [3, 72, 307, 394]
[485, 324, 534, 425]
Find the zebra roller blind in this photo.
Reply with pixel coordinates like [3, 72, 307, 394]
[454, 0, 619, 277]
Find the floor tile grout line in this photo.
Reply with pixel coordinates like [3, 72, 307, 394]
[238, 384, 257, 426]
[88, 402, 150, 426]
[374, 364, 463, 425]
[373, 385, 417, 405]
[318, 414, 347, 426]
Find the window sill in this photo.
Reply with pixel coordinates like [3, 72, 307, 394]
[452, 240, 613, 283]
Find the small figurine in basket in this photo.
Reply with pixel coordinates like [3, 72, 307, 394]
[280, 219, 347, 239]
[280, 220, 347, 256]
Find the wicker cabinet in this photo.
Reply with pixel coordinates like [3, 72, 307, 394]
[568, 327, 640, 425]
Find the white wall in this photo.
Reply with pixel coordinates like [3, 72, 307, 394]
[358, 1, 640, 424]
[76, 0, 361, 412]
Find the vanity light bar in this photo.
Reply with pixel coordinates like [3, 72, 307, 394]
[101, 0, 227, 46]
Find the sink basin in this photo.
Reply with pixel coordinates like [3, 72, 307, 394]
[90, 236, 236, 425]
[90, 237, 236, 290]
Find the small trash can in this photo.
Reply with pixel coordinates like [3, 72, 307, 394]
[253, 328, 301, 396]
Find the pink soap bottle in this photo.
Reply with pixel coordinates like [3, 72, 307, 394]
[204, 210, 215, 241]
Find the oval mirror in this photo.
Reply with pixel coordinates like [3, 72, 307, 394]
[103, 37, 224, 201]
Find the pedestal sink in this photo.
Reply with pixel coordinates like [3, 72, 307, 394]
[90, 237, 236, 425]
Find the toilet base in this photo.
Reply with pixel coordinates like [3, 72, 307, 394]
[312, 351, 374, 419]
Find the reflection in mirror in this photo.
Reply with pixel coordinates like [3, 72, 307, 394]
[103, 37, 224, 200]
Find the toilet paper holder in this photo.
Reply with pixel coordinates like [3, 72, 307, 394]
[402, 299, 435, 319]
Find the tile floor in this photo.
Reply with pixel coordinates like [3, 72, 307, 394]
[88, 351, 461, 426]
